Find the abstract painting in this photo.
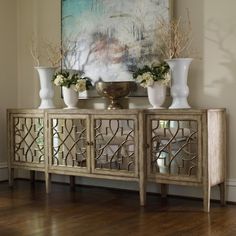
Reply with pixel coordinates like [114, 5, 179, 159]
[61, 0, 171, 96]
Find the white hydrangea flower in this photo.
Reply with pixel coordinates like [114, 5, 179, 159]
[142, 72, 152, 80]
[54, 75, 64, 86]
[145, 78, 154, 87]
[74, 79, 86, 92]
[140, 72, 154, 88]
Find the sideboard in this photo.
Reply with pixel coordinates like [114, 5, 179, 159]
[7, 108, 226, 212]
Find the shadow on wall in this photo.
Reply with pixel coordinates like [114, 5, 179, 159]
[185, 0, 236, 111]
[204, 18, 236, 106]
[204, 17, 236, 182]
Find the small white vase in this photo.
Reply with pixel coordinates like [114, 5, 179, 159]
[35, 66, 56, 109]
[165, 58, 193, 109]
[147, 82, 166, 109]
[62, 87, 78, 109]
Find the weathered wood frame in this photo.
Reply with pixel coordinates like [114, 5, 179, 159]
[144, 109, 226, 212]
[7, 108, 226, 212]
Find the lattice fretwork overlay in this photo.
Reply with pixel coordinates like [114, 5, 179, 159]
[94, 119, 135, 172]
[50, 118, 87, 168]
[150, 119, 198, 176]
[13, 117, 44, 163]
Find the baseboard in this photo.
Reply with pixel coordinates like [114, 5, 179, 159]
[225, 179, 236, 202]
[0, 162, 7, 169]
[227, 179, 236, 186]
[0, 162, 8, 181]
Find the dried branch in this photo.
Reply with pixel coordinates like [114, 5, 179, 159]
[155, 9, 193, 59]
[29, 34, 96, 70]
[29, 36, 40, 66]
[43, 40, 62, 67]
[30, 37, 64, 67]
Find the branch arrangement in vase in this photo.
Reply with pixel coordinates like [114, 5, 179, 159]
[155, 9, 193, 59]
[29, 37, 81, 68]
[30, 37, 62, 67]
[153, 10, 195, 109]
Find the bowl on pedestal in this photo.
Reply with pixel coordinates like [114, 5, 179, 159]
[95, 81, 135, 110]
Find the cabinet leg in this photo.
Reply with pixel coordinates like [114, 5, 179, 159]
[8, 168, 14, 187]
[45, 173, 51, 194]
[139, 156, 146, 207]
[70, 176, 75, 190]
[139, 180, 146, 206]
[203, 184, 211, 213]
[30, 171, 35, 185]
[219, 182, 226, 206]
[139, 154, 146, 206]
[160, 184, 168, 198]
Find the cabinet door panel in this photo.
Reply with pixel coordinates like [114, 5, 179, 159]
[91, 115, 138, 177]
[48, 115, 90, 173]
[147, 115, 202, 183]
[11, 114, 44, 167]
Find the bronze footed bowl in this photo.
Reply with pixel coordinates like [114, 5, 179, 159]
[95, 81, 135, 110]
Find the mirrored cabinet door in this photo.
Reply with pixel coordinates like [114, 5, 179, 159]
[146, 115, 203, 183]
[47, 114, 90, 173]
[91, 115, 139, 177]
[10, 114, 45, 167]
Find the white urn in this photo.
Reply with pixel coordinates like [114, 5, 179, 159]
[165, 58, 193, 109]
[147, 82, 166, 109]
[62, 87, 78, 109]
[35, 66, 56, 109]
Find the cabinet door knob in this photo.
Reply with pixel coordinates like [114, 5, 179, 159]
[86, 141, 94, 146]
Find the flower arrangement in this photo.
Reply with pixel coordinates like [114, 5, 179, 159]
[53, 70, 92, 92]
[132, 61, 170, 88]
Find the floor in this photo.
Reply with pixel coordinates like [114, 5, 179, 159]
[0, 180, 235, 236]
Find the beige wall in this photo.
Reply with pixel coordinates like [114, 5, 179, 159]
[4, 0, 236, 197]
[204, 0, 236, 181]
[175, 0, 236, 180]
[17, 0, 62, 108]
[0, 0, 17, 164]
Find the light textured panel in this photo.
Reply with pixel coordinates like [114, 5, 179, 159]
[50, 118, 87, 168]
[13, 117, 44, 164]
[94, 119, 135, 171]
[150, 119, 198, 176]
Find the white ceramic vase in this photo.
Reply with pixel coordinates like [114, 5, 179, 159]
[62, 87, 78, 109]
[35, 66, 56, 109]
[165, 58, 193, 109]
[147, 82, 166, 109]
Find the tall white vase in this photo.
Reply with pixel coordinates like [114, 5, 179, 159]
[147, 82, 166, 109]
[165, 58, 193, 109]
[35, 66, 56, 109]
[62, 87, 78, 109]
